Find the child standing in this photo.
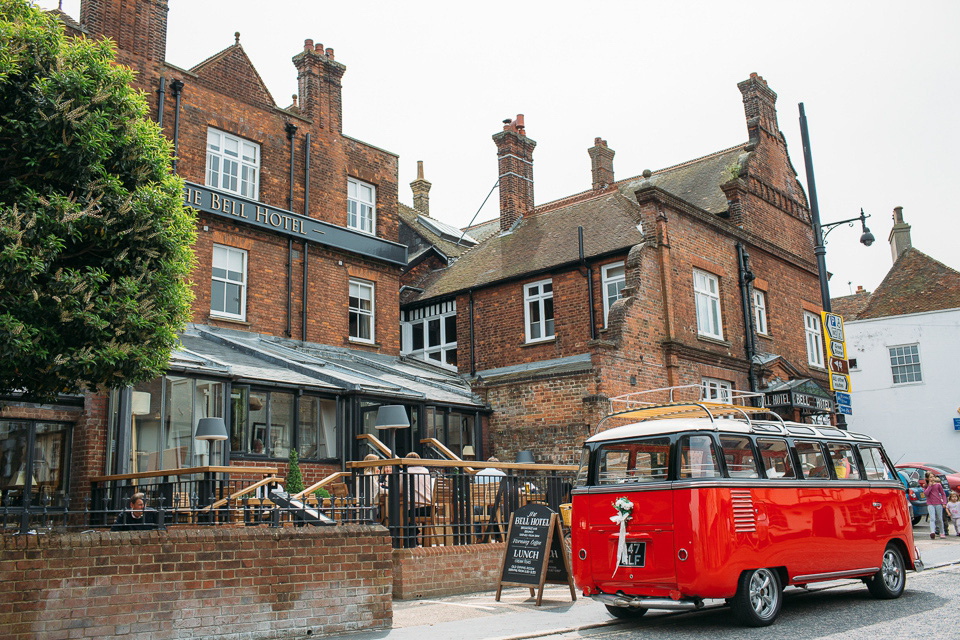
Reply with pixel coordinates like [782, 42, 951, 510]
[946, 492, 960, 536]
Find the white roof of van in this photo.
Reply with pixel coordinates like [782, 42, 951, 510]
[586, 418, 879, 444]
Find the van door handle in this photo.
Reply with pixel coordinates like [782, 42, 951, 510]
[873, 502, 882, 509]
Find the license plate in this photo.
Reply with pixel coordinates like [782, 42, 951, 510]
[624, 541, 646, 567]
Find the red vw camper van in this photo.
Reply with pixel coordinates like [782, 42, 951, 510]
[570, 387, 922, 626]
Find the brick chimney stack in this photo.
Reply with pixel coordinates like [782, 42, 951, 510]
[81, 0, 169, 66]
[888, 205, 912, 262]
[292, 39, 346, 132]
[410, 160, 432, 216]
[588, 138, 615, 190]
[737, 72, 779, 142]
[493, 115, 536, 231]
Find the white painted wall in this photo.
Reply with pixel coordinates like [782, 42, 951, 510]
[844, 307, 960, 465]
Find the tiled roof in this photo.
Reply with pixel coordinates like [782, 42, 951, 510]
[411, 190, 644, 300]
[830, 289, 873, 321]
[856, 248, 960, 319]
[407, 143, 747, 303]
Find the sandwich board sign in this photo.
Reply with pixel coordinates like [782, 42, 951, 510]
[496, 503, 575, 606]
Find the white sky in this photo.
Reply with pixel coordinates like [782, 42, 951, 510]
[43, 0, 960, 296]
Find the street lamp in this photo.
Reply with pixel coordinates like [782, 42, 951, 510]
[815, 208, 875, 312]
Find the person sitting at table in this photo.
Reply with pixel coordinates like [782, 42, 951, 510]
[474, 456, 506, 484]
[361, 453, 383, 522]
[111, 492, 160, 531]
[401, 452, 432, 547]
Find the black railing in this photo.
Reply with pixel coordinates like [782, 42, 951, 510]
[1, 462, 577, 545]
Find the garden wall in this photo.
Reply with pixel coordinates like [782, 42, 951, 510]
[0, 525, 392, 639]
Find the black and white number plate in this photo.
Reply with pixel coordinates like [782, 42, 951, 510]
[623, 541, 646, 567]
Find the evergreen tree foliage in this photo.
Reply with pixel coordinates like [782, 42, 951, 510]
[286, 448, 305, 495]
[0, 0, 196, 401]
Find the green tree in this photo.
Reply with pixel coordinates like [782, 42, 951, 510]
[0, 0, 195, 401]
[286, 449, 305, 495]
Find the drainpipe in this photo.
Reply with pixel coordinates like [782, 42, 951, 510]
[579, 226, 596, 340]
[156, 77, 166, 128]
[302, 243, 308, 341]
[285, 123, 297, 339]
[736, 242, 758, 393]
[469, 289, 476, 376]
[169, 79, 185, 174]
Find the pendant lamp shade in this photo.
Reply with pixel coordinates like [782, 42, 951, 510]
[374, 405, 410, 430]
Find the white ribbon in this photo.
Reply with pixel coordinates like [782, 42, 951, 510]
[610, 511, 631, 577]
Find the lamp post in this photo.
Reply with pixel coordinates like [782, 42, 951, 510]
[374, 405, 410, 457]
[799, 104, 875, 429]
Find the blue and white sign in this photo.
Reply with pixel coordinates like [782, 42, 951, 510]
[954, 418, 960, 431]
[835, 392, 851, 405]
[823, 313, 845, 342]
[838, 405, 853, 416]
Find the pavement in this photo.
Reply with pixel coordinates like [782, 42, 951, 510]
[340, 523, 960, 640]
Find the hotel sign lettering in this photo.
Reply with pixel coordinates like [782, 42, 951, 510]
[182, 182, 407, 266]
[764, 390, 835, 412]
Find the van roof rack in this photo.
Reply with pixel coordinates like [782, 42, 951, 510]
[595, 385, 783, 434]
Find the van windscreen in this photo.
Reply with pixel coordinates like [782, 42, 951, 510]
[596, 437, 670, 485]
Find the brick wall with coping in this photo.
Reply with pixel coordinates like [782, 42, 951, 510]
[392, 542, 505, 600]
[0, 525, 392, 639]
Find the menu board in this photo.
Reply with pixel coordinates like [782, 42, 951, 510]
[496, 503, 575, 605]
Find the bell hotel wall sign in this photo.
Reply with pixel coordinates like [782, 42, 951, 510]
[183, 182, 407, 266]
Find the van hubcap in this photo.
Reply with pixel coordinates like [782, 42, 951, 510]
[749, 569, 777, 618]
[881, 549, 903, 591]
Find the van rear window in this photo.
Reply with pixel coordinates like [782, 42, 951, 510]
[756, 438, 796, 478]
[596, 437, 670, 484]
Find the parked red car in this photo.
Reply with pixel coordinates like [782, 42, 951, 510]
[896, 463, 959, 493]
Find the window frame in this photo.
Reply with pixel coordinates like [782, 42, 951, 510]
[401, 301, 458, 369]
[210, 244, 248, 321]
[349, 279, 375, 344]
[889, 343, 922, 385]
[693, 269, 723, 340]
[347, 177, 377, 235]
[701, 377, 732, 403]
[601, 262, 626, 327]
[753, 289, 768, 335]
[205, 128, 260, 200]
[523, 278, 555, 343]
[804, 311, 825, 368]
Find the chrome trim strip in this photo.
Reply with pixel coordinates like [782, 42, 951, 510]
[792, 567, 879, 582]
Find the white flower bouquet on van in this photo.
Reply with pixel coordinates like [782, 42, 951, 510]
[611, 497, 634, 576]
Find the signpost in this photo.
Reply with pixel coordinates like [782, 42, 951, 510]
[821, 312, 851, 394]
[496, 503, 575, 606]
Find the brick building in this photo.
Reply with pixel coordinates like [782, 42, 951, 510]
[1, 0, 484, 522]
[400, 75, 835, 464]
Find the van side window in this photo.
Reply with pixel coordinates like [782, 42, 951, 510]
[859, 446, 895, 481]
[756, 438, 796, 478]
[795, 440, 829, 479]
[826, 443, 861, 480]
[719, 436, 760, 478]
[596, 437, 670, 484]
[679, 435, 722, 479]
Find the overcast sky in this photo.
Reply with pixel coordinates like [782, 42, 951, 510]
[44, 0, 960, 296]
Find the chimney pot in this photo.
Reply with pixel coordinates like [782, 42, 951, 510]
[235, 32, 240, 45]
[304, 38, 313, 51]
[326, 47, 334, 59]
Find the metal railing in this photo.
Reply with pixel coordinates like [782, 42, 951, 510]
[1, 462, 577, 545]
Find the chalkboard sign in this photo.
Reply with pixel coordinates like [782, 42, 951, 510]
[496, 503, 575, 605]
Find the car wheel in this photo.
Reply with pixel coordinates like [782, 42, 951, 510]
[912, 516, 922, 526]
[604, 604, 647, 619]
[730, 567, 782, 627]
[866, 544, 905, 599]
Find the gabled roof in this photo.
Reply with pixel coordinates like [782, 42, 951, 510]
[855, 248, 960, 320]
[190, 43, 276, 110]
[406, 143, 747, 304]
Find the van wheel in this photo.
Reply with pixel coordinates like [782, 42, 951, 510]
[604, 604, 647, 619]
[867, 544, 905, 599]
[730, 568, 782, 627]
[912, 516, 922, 526]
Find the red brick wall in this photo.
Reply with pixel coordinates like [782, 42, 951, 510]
[0, 525, 392, 639]
[392, 543, 505, 599]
